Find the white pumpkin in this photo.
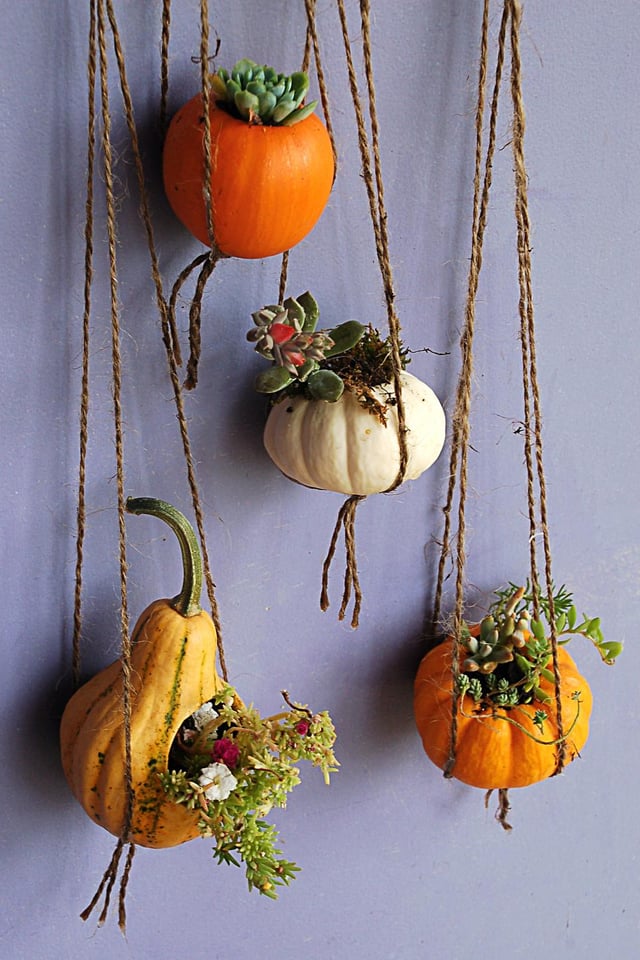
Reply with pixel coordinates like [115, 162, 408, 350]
[263, 371, 446, 496]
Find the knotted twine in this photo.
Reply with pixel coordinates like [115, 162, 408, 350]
[430, 0, 565, 828]
[72, 0, 231, 930]
[319, 0, 410, 629]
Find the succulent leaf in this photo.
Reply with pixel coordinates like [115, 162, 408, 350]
[258, 91, 277, 119]
[255, 366, 294, 394]
[307, 369, 345, 402]
[280, 101, 318, 127]
[234, 90, 260, 120]
[296, 291, 320, 332]
[212, 59, 318, 127]
[296, 358, 320, 382]
[324, 321, 365, 358]
[282, 296, 307, 329]
[272, 100, 297, 124]
[290, 72, 309, 99]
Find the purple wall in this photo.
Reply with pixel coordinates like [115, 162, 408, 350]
[2, 1, 639, 956]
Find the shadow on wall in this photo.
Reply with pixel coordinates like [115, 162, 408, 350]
[9, 665, 79, 842]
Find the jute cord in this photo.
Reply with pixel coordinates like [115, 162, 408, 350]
[159, 0, 171, 133]
[436, 0, 506, 779]
[72, 0, 97, 689]
[278, 0, 337, 300]
[320, 0, 409, 629]
[320, 495, 365, 628]
[430, 0, 565, 809]
[74, 0, 230, 929]
[508, 0, 565, 765]
[74, 0, 136, 928]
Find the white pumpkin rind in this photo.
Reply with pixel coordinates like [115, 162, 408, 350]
[263, 371, 446, 495]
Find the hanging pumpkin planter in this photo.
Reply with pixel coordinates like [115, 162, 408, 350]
[247, 291, 447, 496]
[162, 59, 335, 259]
[61, 498, 338, 895]
[414, 584, 620, 794]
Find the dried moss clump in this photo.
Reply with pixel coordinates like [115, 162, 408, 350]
[319, 326, 410, 420]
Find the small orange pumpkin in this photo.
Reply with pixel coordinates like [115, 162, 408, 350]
[414, 617, 593, 790]
[162, 94, 334, 259]
[60, 497, 224, 848]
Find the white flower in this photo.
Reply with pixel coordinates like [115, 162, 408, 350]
[191, 702, 219, 731]
[198, 763, 238, 802]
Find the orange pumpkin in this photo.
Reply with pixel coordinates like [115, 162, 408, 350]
[414, 631, 592, 789]
[162, 96, 335, 258]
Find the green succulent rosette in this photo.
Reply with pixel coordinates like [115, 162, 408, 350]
[212, 58, 318, 126]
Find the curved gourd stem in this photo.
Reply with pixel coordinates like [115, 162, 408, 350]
[125, 497, 203, 617]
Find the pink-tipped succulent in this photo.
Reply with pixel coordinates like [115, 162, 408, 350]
[247, 291, 364, 402]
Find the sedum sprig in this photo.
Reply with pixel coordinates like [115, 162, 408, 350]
[159, 686, 338, 898]
[211, 58, 317, 126]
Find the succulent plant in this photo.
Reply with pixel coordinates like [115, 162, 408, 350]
[456, 582, 620, 711]
[211, 58, 318, 126]
[247, 292, 365, 402]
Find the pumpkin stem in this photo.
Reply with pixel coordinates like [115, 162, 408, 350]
[126, 497, 203, 617]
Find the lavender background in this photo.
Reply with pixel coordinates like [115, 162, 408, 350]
[2, 1, 639, 957]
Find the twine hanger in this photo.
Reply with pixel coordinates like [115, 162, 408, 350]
[431, 0, 564, 828]
[72, 0, 241, 930]
[162, 0, 338, 390]
[73, 0, 135, 928]
[72, 0, 337, 930]
[319, 0, 410, 630]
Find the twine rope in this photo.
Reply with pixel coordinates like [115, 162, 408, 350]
[320, 495, 365, 626]
[278, 0, 337, 301]
[508, 0, 565, 765]
[76, 0, 136, 929]
[436, 0, 506, 777]
[159, 0, 171, 133]
[167, 0, 224, 392]
[106, 0, 228, 680]
[75, 0, 230, 929]
[304, 0, 338, 170]
[320, 0, 409, 629]
[72, 0, 98, 688]
[431, 0, 564, 798]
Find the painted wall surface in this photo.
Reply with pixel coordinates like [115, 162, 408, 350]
[2, 1, 639, 957]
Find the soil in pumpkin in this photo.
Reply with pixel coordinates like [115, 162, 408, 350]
[287, 326, 410, 422]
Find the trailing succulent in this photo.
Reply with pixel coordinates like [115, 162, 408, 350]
[160, 687, 338, 897]
[456, 582, 621, 716]
[248, 291, 365, 402]
[211, 58, 317, 126]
